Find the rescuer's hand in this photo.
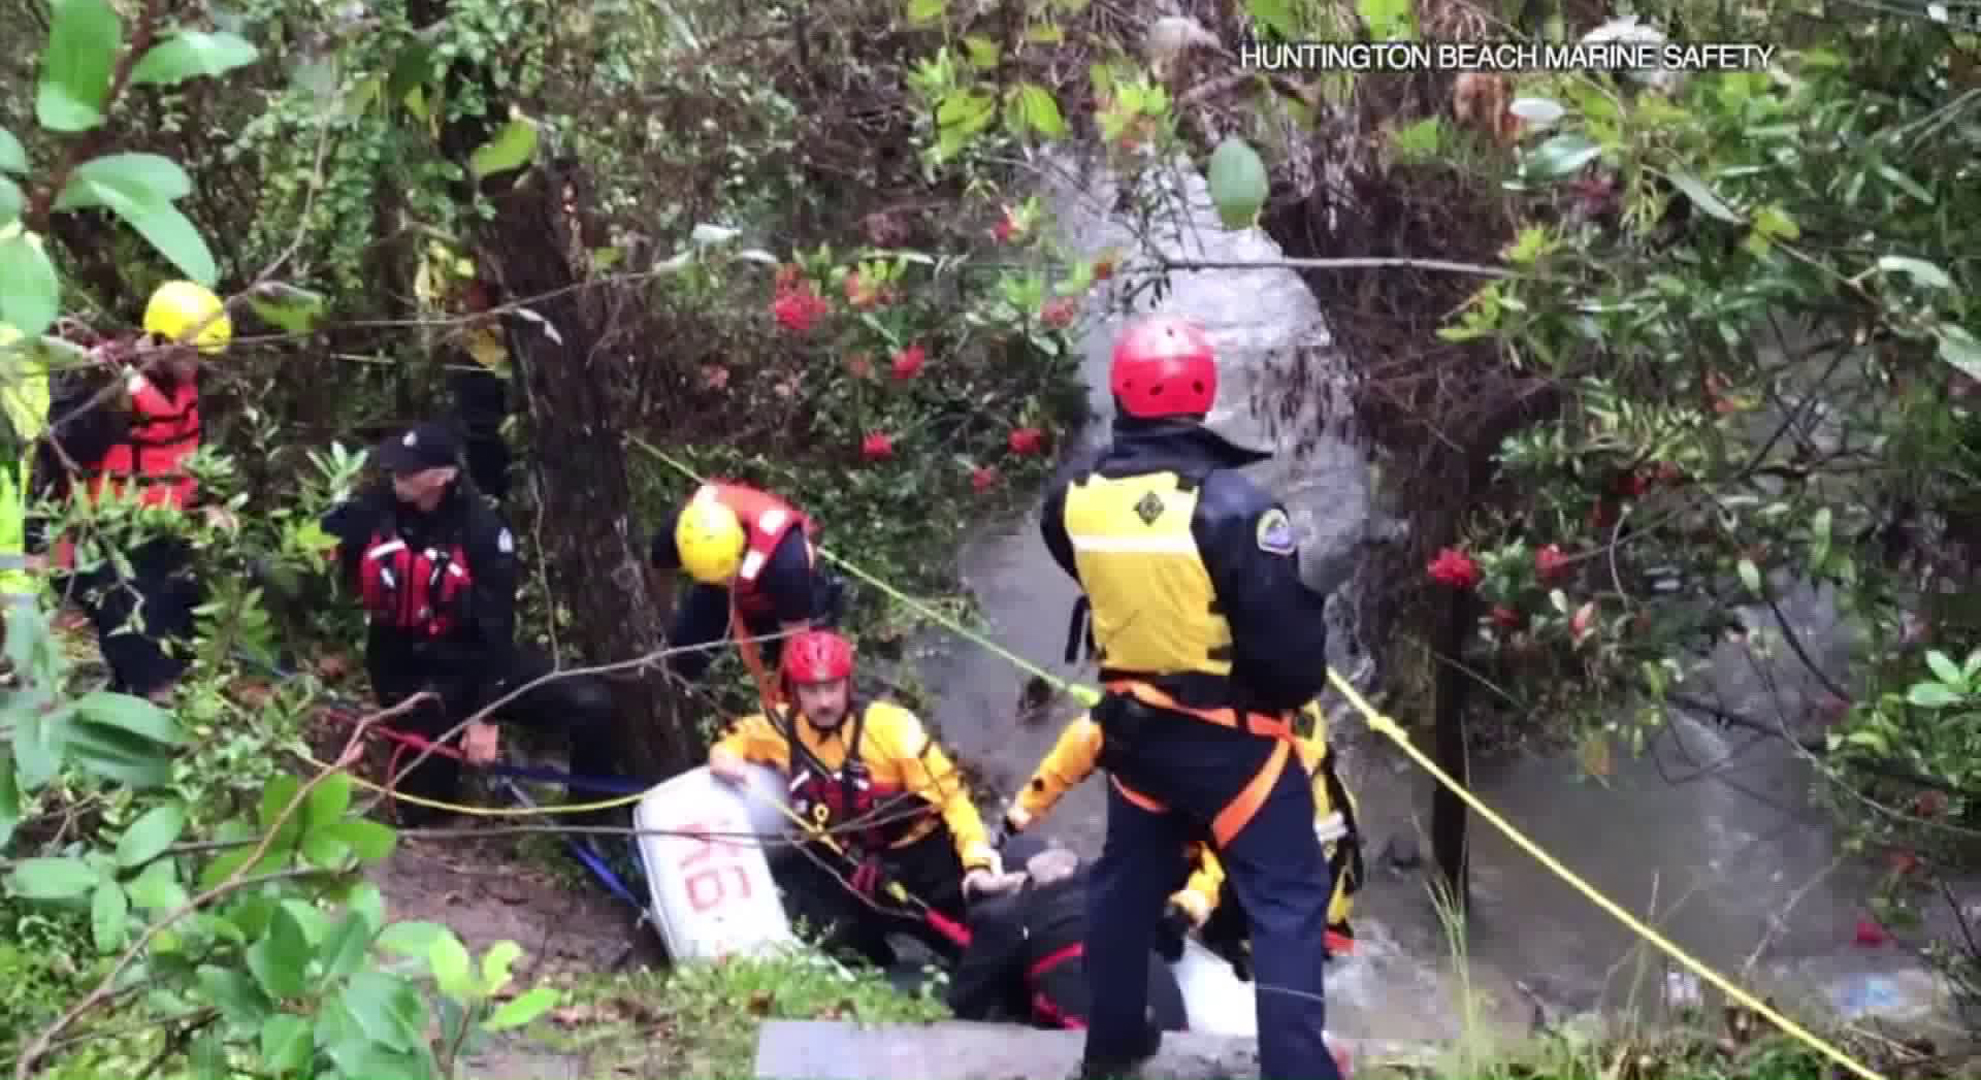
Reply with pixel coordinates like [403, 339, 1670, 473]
[962, 867, 1024, 899]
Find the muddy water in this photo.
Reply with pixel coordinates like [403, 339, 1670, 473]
[919, 154, 1956, 1047]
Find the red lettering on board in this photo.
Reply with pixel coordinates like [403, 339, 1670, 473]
[686, 864, 753, 913]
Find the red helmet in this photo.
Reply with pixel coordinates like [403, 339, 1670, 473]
[1110, 316, 1217, 419]
[782, 629, 854, 684]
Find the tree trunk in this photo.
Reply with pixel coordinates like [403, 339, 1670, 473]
[409, 0, 697, 781]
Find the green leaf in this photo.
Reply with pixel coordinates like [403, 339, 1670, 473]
[1927, 649, 1963, 690]
[1013, 83, 1065, 138]
[54, 153, 192, 210]
[340, 971, 423, 1051]
[468, 116, 539, 180]
[0, 177, 22, 225]
[246, 282, 325, 335]
[260, 1014, 313, 1074]
[13, 707, 64, 790]
[301, 830, 351, 869]
[36, 0, 123, 132]
[1246, 0, 1298, 36]
[125, 858, 189, 910]
[197, 965, 271, 1028]
[1877, 256, 1952, 289]
[0, 747, 18, 850]
[64, 718, 174, 788]
[1938, 326, 1981, 381]
[428, 928, 476, 1000]
[1207, 137, 1269, 230]
[116, 802, 187, 867]
[1752, 204, 1799, 240]
[1389, 117, 1441, 159]
[246, 904, 311, 999]
[322, 819, 397, 862]
[1524, 134, 1601, 181]
[1664, 169, 1742, 224]
[1843, 729, 1889, 755]
[72, 689, 183, 745]
[1357, 0, 1412, 38]
[128, 31, 260, 87]
[1736, 558, 1763, 595]
[91, 877, 128, 952]
[0, 228, 62, 340]
[1907, 682, 1962, 709]
[906, 0, 946, 22]
[279, 898, 330, 945]
[346, 882, 387, 934]
[123, 203, 216, 286]
[198, 846, 255, 891]
[0, 129, 26, 174]
[319, 909, 375, 979]
[260, 775, 302, 830]
[376, 919, 450, 957]
[482, 986, 560, 1032]
[305, 773, 353, 833]
[8, 856, 99, 900]
[481, 940, 522, 993]
[1808, 506, 1832, 572]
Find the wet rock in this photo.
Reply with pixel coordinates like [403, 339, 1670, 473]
[1380, 834, 1422, 871]
[754, 1021, 1276, 1080]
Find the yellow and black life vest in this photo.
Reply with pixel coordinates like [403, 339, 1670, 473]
[1060, 469, 1232, 679]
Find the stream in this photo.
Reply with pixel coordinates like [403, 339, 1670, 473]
[918, 152, 1959, 1048]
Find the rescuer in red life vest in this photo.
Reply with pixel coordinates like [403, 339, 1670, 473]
[46, 282, 223, 701]
[946, 831, 1188, 1034]
[709, 629, 1012, 966]
[321, 422, 623, 827]
[650, 481, 846, 687]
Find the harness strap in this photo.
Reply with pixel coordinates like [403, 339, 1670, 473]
[1100, 677, 1293, 740]
[1026, 940, 1083, 983]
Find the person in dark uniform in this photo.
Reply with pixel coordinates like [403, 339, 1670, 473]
[1039, 314, 1344, 1080]
[650, 481, 845, 689]
[948, 833, 1188, 1033]
[320, 421, 622, 826]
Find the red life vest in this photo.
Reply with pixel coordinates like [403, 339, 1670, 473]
[782, 704, 928, 857]
[357, 530, 473, 637]
[697, 481, 813, 617]
[87, 372, 199, 509]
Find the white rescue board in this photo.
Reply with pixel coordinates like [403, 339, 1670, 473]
[634, 764, 801, 962]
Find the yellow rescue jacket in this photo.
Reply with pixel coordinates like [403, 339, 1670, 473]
[1012, 703, 1363, 935]
[714, 699, 1000, 872]
[1061, 469, 1233, 681]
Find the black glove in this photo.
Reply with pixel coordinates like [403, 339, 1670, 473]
[1153, 901, 1192, 963]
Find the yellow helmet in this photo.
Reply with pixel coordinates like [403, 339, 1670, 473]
[676, 494, 746, 584]
[143, 281, 230, 354]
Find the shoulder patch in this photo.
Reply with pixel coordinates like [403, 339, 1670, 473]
[496, 527, 514, 554]
[1255, 508, 1296, 555]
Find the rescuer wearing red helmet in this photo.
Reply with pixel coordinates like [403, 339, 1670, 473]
[708, 628, 1013, 966]
[1039, 315, 1343, 1080]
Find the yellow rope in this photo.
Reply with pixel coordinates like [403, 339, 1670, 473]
[633, 438, 1886, 1080]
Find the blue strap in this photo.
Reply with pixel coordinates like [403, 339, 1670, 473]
[498, 777, 647, 913]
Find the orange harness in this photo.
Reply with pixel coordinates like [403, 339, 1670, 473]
[1102, 678, 1296, 848]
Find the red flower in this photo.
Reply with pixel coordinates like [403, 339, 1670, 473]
[992, 208, 1023, 243]
[1092, 255, 1117, 281]
[1041, 297, 1079, 329]
[1888, 849, 1920, 876]
[772, 283, 829, 333]
[1653, 461, 1685, 485]
[1427, 548, 1479, 590]
[1489, 605, 1521, 629]
[891, 345, 926, 381]
[1008, 427, 1046, 455]
[1535, 544, 1570, 582]
[1570, 601, 1597, 642]
[971, 466, 999, 493]
[1854, 918, 1888, 947]
[845, 352, 873, 379]
[860, 432, 894, 461]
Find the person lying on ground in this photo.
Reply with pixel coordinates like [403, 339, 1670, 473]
[1002, 700, 1364, 977]
[947, 832, 1188, 1032]
[709, 628, 1014, 967]
[320, 421, 624, 828]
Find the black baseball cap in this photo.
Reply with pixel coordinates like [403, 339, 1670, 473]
[372, 422, 463, 475]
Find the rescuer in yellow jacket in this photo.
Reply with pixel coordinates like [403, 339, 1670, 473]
[1040, 314, 1341, 1080]
[1001, 702, 1364, 971]
[709, 628, 1014, 967]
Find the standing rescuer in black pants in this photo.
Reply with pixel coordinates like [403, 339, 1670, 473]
[321, 422, 622, 826]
